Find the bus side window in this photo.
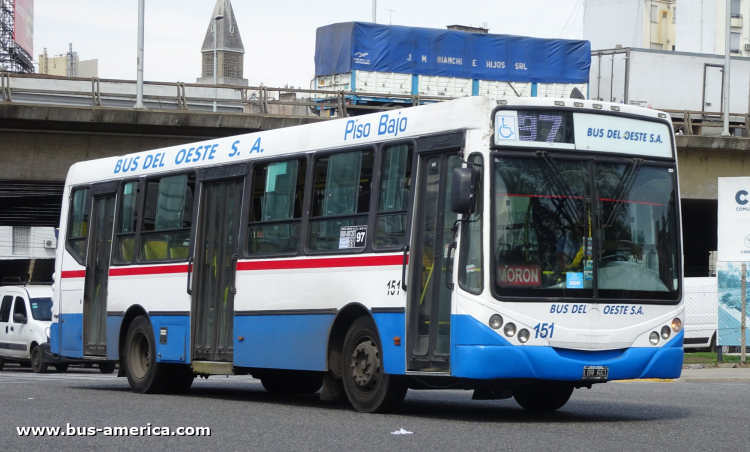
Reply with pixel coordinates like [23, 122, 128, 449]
[67, 187, 90, 264]
[458, 154, 483, 294]
[375, 144, 412, 248]
[114, 181, 140, 264]
[139, 174, 195, 262]
[247, 158, 306, 255]
[309, 149, 374, 252]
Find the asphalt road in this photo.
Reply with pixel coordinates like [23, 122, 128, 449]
[1, 364, 748, 451]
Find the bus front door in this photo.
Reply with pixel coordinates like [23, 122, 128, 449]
[407, 151, 462, 372]
[191, 176, 243, 363]
[83, 191, 116, 356]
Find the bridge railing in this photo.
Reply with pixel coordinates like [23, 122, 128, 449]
[0, 72, 456, 117]
[660, 109, 750, 137]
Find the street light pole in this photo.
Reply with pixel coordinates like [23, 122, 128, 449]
[134, 0, 145, 109]
[213, 14, 224, 113]
[722, 0, 731, 136]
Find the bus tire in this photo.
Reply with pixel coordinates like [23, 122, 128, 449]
[512, 383, 574, 411]
[54, 364, 69, 372]
[260, 373, 323, 394]
[124, 316, 167, 394]
[99, 362, 116, 374]
[341, 316, 407, 413]
[31, 346, 48, 374]
[166, 365, 195, 394]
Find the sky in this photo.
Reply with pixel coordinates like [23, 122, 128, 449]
[32, 0, 585, 89]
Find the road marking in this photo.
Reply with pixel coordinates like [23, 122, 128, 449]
[614, 379, 676, 383]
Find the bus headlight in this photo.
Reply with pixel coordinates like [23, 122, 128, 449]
[504, 323, 516, 337]
[518, 329, 530, 343]
[671, 318, 682, 333]
[661, 325, 671, 340]
[649, 331, 660, 346]
[489, 314, 503, 330]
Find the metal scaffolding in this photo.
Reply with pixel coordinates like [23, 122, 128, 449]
[0, 0, 34, 73]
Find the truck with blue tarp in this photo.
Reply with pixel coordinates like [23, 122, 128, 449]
[312, 22, 591, 114]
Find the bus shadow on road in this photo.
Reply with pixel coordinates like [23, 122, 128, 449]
[70, 380, 690, 423]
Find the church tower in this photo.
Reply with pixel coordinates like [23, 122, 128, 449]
[197, 0, 247, 86]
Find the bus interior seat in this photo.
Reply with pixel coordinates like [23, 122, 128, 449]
[120, 237, 135, 262]
[143, 240, 167, 260]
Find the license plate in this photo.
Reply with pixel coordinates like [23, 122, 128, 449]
[582, 366, 609, 380]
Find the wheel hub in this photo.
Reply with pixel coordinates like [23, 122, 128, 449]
[350, 339, 380, 391]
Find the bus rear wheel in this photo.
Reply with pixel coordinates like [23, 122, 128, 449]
[260, 372, 323, 394]
[512, 383, 574, 411]
[99, 362, 116, 374]
[124, 316, 167, 394]
[341, 316, 407, 413]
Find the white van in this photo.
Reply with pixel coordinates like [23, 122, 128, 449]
[0, 283, 116, 373]
[0, 284, 58, 372]
[683, 277, 718, 351]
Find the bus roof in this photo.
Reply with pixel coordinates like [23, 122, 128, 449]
[63, 96, 670, 186]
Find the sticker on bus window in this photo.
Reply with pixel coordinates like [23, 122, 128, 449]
[567, 272, 584, 288]
[496, 263, 541, 287]
[339, 225, 367, 249]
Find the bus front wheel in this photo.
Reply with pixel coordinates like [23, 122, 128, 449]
[512, 383, 574, 411]
[124, 316, 167, 394]
[341, 316, 407, 413]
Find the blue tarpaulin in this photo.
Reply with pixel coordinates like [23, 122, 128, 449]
[315, 22, 591, 84]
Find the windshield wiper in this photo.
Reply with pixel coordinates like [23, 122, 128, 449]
[604, 158, 643, 227]
[536, 151, 581, 227]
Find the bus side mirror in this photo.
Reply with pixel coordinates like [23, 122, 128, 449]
[451, 167, 476, 215]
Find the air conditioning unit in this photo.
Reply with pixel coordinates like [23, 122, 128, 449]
[745, 43, 750, 51]
[43, 239, 57, 249]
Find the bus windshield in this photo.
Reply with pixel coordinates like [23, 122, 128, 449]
[493, 154, 680, 302]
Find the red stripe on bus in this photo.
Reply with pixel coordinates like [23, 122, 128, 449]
[237, 254, 406, 271]
[61, 270, 86, 279]
[109, 264, 189, 277]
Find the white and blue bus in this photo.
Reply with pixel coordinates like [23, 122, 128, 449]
[51, 96, 684, 412]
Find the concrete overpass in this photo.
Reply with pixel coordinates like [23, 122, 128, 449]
[2, 88, 750, 276]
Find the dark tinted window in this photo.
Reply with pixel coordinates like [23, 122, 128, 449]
[30, 298, 53, 321]
[309, 149, 373, 252]
[67, 188, 90, 263]
[0, 295, 12, 323]
[247, 158, 306, 255]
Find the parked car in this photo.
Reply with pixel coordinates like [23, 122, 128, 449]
[0, 282, 115, 373]
[683, 277, 718, 352]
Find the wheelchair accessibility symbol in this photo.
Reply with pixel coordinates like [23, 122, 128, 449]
[495, 115, 516, 140]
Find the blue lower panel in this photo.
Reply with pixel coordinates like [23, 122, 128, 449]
[50, 323, 60, 354]
[59, 313, 83, 358]
[106, 316, 123, 361]
[373, 312, 405, 375]
[151, 316, 190, 364]
[451, 315, 683, 381]
[234, 314, 334, 371]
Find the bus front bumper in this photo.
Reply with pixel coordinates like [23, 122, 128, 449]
[450, 316, 683, 381]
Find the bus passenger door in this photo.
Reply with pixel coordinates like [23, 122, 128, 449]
[407, 148, 462, 372]
[191, 172, 244, 363]
[83, 186, 117, 357]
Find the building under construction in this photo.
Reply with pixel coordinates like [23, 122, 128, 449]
[0, 0, 34, 73]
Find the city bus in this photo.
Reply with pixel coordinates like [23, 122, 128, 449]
[51, 96, 684, 413]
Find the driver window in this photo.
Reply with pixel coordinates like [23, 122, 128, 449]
[13, 297, 27, 323]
